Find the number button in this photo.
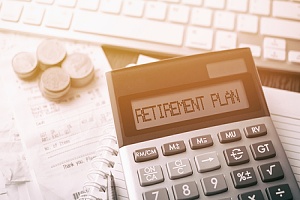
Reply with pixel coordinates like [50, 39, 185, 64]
[201, 174, 228, 196]
[172, 181, 199, 200]
[143, 188, 169, 200]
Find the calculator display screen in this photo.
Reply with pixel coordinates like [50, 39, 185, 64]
[132, 80, 249, 130]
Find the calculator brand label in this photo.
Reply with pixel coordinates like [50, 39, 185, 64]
[132, 80, 249, 130]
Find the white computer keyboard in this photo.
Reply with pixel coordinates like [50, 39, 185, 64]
[0, 0, 300, 73]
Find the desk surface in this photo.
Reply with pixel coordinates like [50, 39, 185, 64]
[103, 47, 300, 93]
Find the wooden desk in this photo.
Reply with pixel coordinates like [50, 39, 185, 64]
[103, 47, 300, 93]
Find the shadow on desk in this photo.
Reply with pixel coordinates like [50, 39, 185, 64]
[103, 47, 300, 93]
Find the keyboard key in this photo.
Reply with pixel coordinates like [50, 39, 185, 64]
[0, 2, 23, 22]
[77, 0, 100, 11]
[143, 188, 169, 200]
[45, 8, 73, 29]
[168, 4, 189, 24]
[288, 50, 300, 64]
[218, 129, 241, 143]
[185, 27, 213, 50]
[261, 17, 300, 40]
[189, 134, 213, 149]
[35, 0, 54, 4]
[167, 158, 192, 179]
[204, 0, 225, 9]
[201, 174, 228, 196]
[231, 167, 257, 188]
[249, 0, 270, 16]
[145, 1, 167, 21]
[227, 0, 248, 12]
[250, 140, 276, 160]
[138, 165, 164, 186]
[182, 0, 202, 6]
[266, 184, 293, 200]
[73, 12, 184, 46]
[263, 37, 286, 50]
[22, 5, 45, 25]
[215, 30, 237, 50]
[195, 151, 220, 172]
[224, 146, 249, 166]
[263, 48, 286, 61]
[238, 190, 264, 200]
[258, 161, 284, 182]
[134, 147, 158, 162]
[172, 181, 199, 199]
[190, 8, 212, 27]
[214, 11, 235, 30]
[122, 0, 145, 17]
[244, 124, 267, 138]
[56, 0, 77, 8]
[100, 0, 122, 14]
[237, 14, 258, 34]
[273, 1, 300, 21]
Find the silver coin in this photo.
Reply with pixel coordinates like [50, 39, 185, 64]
[61, 53, 95, 87]
[39, 67, 71, 100]
[12, 52, 38, 79]
[36, 39, 67, 70]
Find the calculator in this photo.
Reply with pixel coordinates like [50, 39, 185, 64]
[106, 48, 299, 200]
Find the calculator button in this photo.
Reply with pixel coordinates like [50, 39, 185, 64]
[238, 190, 264, 200]
[162, 140, 186, 156]
[224, 146, 249, 166]
[172, 181, 199, 200]
[258, 161, 284, 182]
[195, 151, 221, 173]
[218, 129, 241, 143]
[266, 184, 293, 200]
[134, 147, 158, 162]
[143, 188, 169, 200]
[231, 167, 257, 189]
[167, 158, 193, 180]
[138, 165, 164, 186]
[189, 134, 213, 150]
[250, 140, 276, 160]
[201, 174, 228, 196]
[244, 124, 267, 138]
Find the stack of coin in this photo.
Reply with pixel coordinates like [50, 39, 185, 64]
[62, 53, 95, 87]
[12, 52, 38, 79]
[39, 67, 71, 100]
[36, 39, 67, 71]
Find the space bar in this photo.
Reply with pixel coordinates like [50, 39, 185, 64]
[73, 11, 184, 46]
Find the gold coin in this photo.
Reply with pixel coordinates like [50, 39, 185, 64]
[12, 52, 38, 79]
[61, 53, 95, 87]
[39, 67, 71, 100]
[36, 39, 67, 70]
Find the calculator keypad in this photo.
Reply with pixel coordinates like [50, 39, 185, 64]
[136, 123, 294, 200]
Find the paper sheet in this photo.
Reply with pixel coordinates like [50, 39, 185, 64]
[0, 33, 116, 200]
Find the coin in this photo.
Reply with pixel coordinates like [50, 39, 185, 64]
[12, 52, 38, 79]
[36, 39, 67, 70]
[61, 53, 95, 87]
[39, 67, 71, 100]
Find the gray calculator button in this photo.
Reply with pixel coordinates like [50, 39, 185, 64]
[244, 124, 267, 138]
[218, 129, 241, 143]
[258, 161, 284, 182]
[219, 198, 232, 200]
[138, 165, 164, 186]
[172, 181, 199, 200]
[238, 190, 264, 200]
[189, 134, 213, 149]
[167, 158, 193, 180]
[162, 140, 186, 156]
[224, 146, 249, 166]
[266, 184, 293, 200]
[195, 152, 221, 173]
[250, 140, 276, 160]
[143, 188, 169, 200]
[201, 174, 228, 196]
[231, 167, 257, 188]
[134, 147, 158, 162]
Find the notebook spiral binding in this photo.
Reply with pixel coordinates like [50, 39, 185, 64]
[78, 134, 118, 200]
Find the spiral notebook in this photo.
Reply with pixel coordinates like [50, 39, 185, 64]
[79, 133, 129, 200]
